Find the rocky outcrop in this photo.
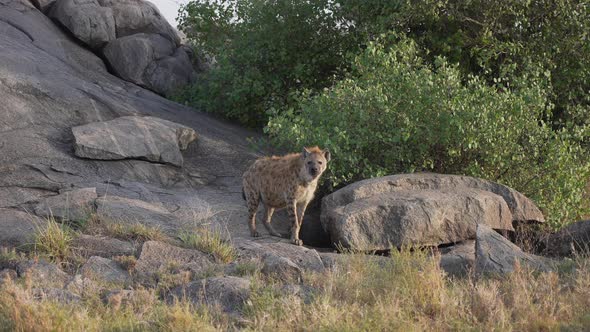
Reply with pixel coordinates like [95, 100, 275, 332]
[475, 224, 551, 275]
[47, 0, 194, 95]
[321, 173, 544, 250]
[97, 0, 180, 45]
[49, 0, 116, 49]
[545, 220, 590, 257]
[72, 116, 197, 167]
[103, 33, 194, 96]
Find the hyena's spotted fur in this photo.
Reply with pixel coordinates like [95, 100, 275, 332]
[242, 146, 330, 246]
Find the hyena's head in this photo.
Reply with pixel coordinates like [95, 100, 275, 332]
[300, 146, 331, 182]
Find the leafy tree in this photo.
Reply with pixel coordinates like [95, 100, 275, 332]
[177, 0, 357, 127]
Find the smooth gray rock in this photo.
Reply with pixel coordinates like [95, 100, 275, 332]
[143, 47, 195, 97]
[72, 116, 196, 167]
[103, 34, 194, 96]
[546, 220, 590, 257]
[72, 234, 136, 258]
[16, 260, 69, 287]
[439, 240, 475, 277]
[475, 224, 551, 275]
[135, 241, 213, 281]
[97, 0, 180, 45]
[0, 209, 44, 248]
[233, 238, 325, 274]
[323, 188, 512, 250]
[103, 34, 175, 85]
[96, 195, 179, 231]
[321, 173, 544, 251]
[33, 187, 97, 222]
[80, 256, 130, 283]
[49, 0, 116, 49]
[261, 255, 302, 282]
[169, 276, 250, 313]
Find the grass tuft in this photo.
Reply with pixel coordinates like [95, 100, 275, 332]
[179, 229, 237, 263]
[32, 217, 74, 263]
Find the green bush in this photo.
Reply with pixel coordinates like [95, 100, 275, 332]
[267, 37, 590, 228]
[337, 0, 590, 126]
[177, 0, 357, 127]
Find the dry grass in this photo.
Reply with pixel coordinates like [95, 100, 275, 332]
[83, 214, 168, 243]
[242, 250, 590, 331]
[179, 229, 237, 263]
[32, 217, 74, 263]
[1, 247, 590, 331]
[0, 279, 222, 332]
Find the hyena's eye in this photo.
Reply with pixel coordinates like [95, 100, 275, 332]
[318, 161, 323, 165]
[307, 161, 312, 165]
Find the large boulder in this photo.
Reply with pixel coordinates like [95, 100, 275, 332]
[233, 238, 325, 276]
[97, 0, 180, 45]
[72, 116, 197, 167]
[49, 0, 116, 49]
[321, 173, 544, 250]
[546, 220, 590, 257]
[103, 34, 194, 96]
[33, 187, 97, 222]
[475, 224, 551, 275]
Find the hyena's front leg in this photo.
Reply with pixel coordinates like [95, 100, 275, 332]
[287, 199, 303, 246]
[262, 205, 281, 237]
[297, 201, 309, 228]
[245, 191, 260, 237]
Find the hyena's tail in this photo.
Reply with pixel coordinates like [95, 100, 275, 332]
[241, 187, 246, 200]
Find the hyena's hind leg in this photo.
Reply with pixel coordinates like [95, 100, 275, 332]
[244, 188, 260, 237]
[261, 205, 281, 237]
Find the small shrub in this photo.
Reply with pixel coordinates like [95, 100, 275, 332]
[179, 229, 237, 263]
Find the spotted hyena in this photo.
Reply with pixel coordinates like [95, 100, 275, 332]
[242, 146, 331, 246]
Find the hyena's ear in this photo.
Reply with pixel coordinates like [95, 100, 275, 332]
[323, 149, 331, 162]
[303, 147, 310, 158]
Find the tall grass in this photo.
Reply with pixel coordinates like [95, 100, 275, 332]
[32, 217, 74, 262]
[1, 247, 589, 330]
